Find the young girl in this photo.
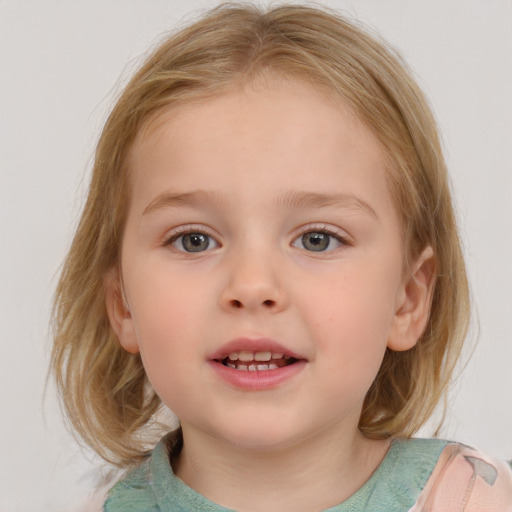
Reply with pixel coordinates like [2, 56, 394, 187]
[51, 3, 512, 511]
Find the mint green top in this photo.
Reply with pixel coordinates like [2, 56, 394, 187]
[104, 437, 449, 511]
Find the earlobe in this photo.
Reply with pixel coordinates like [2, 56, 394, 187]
[103, 267, 140, 354]
[387, 246, 436, 352]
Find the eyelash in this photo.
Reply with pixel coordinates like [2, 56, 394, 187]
[292, 224, 350, 252]
[163, 226, 220, 253]
[162, 224, 350, 253]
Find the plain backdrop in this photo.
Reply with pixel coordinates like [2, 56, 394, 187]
[1, 1, 511, 510]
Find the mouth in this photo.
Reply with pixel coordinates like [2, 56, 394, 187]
[216, 350, 298, 372]
[208, 338, 307, 390]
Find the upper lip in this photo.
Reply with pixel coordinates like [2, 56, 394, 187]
[209, 337, 306, 361]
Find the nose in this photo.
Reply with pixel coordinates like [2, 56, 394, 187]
[218, 250, 288, 313]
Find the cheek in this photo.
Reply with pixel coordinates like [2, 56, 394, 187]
[128, 256, 211, 334]
[304, 286, 391, 408]
[298, 261, 400, 375]
[304, 265, 398, 332]
[125, 267, 212, 385]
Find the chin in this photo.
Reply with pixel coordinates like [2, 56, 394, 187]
[206, 416, 309, 453]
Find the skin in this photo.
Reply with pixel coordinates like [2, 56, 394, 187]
[105, 78, 434, 511]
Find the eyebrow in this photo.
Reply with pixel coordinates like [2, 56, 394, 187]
[143, 189, 378, 219]
[143, 190, 223, 216]
[276, 190, 378, 219]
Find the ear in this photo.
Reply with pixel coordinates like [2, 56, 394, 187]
[387, 246, 436, 352]
[103, 266, 140, 354]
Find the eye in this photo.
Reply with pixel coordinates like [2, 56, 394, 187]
[167, 231, 219, 253]
[292, 229, 346, 252]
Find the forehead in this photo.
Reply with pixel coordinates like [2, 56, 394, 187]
[131, 73, 374, 160]
[126, 77, 394, 219]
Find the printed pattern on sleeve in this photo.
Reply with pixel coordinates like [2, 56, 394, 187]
[409, 444, 512, 512]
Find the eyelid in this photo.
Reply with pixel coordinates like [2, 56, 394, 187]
[162, 224, 221, 250]
[291, 223, 351, 251]
[294, 223, 350, 241]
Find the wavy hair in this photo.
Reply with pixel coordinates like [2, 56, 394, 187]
[51, 3, 470, 467]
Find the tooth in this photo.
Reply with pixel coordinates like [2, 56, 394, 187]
[271, 353, 284, 359]
[269, 363, 278, 370]
[228, 352, 239, 360]
[238, 365, 248, 371]
[256, 364, 269, 371]
[248, 364, 257, 371]
[254, 351, 271, 361]
[227, 362, 236, 369]
[238, 351, 253, 362]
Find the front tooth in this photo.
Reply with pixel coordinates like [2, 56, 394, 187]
[254, 351, 271, 361]
[228, 352, 239, 361]
[238, 351, 253, 361]
[256, 364, 269, 371]
[271, 353, 284, 359]
[248, 364, 257, 371]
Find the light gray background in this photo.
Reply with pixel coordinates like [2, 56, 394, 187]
[1, 1, 511, 510]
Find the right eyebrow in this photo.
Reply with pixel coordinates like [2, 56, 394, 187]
[276, 190, 378, 219]
[142, 189, 223, 216]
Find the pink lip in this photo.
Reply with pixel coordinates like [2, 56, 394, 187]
[208, 359, 307, 390]
[208, 337, 307, 391]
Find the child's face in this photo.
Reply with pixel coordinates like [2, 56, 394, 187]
[107, 78, 426, 451]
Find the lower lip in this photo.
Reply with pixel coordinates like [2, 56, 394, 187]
[208, 360, 307, 390]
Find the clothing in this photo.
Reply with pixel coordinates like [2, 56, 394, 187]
[104, 435, 512, 511]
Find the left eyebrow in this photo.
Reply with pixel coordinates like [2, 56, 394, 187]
[276, 190, 378, 219]
[142, 189, 223, 216]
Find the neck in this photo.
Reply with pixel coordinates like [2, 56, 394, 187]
[173, 423, 390, 512]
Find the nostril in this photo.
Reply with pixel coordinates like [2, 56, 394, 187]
[228, 298, 276, 309]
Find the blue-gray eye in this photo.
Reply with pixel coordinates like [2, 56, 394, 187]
[293, 231, 343, 252]
[172, 232, 218, 252]
[302, 232, 329, 251]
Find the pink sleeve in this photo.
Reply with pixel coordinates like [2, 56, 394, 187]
[409, 444, 512, 511]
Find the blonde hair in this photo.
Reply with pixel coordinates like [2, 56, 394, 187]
[51, 3, 470, 467]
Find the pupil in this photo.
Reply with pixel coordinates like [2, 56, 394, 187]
[183, 233, 208, 252]
[303, 232, 329, 251]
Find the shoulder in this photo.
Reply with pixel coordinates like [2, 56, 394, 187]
[103, 456, 160, 512]
[103, 437, 176, 512]
[358, 438, 449, 510]
[410, 442, 512, 511]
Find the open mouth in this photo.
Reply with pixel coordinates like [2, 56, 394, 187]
[209, 341, 307, 389]
[216, 350, 298, 371]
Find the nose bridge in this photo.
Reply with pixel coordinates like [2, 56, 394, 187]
[220, 240, 286, 312]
